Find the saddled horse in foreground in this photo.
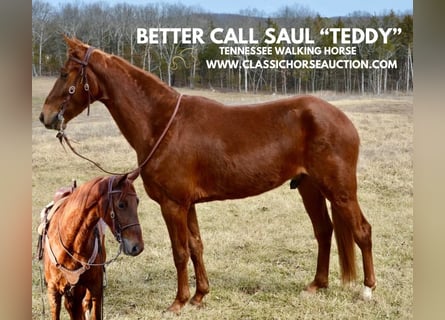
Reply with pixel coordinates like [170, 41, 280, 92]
[40, 36, 376, 313]
[38, 172, 143, 319]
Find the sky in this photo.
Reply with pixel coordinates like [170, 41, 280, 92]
[46, 0, 413, 18]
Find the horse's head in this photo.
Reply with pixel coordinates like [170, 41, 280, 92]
[39, 36, 99, 131]
[105, 171, 144, 256]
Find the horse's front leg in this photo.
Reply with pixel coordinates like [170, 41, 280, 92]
[64, 286, 87, 320]
[160, 199, 191, 313]
[187, 204, 209, 307]
[47, 284, 62, 320]
[87, 279, 104, 320]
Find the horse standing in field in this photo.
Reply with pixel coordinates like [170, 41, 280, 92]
[39, 37, 376, 313]
[39, 172, 143, 319]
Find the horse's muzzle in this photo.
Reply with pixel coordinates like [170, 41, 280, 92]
[122, 239, 144, 256]
[39, 111, 62, 130]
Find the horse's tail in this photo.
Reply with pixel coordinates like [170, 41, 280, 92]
[332, 208, 357, 283]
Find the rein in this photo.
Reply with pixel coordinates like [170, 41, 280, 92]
[45, 176, 139, 285]
[57, 48, 183, 175]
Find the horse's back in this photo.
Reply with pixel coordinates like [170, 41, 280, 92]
[180, 94, 358, 161]
[182, 94, 354, 137]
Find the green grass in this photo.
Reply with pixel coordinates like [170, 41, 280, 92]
[32, 77, 413, 319]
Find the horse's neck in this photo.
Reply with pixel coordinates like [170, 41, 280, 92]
[93, 55, 179, 153]
[53, 202, 103, 263]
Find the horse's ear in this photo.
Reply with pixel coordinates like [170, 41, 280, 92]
[63, 34, 71, 44]
[64, 35, 78, 49]
[63, 35, 86, 58]
[128, 169, 140, 182]
[113, 174, 128, 188]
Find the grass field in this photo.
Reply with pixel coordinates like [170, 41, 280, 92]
[32, 77, 413, 319]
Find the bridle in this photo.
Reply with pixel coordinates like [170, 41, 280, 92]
[106, 175, 140, 243]
[57, 46, 95, 130]
[56, 45, 183, 176]
[45, 175, 140, 284]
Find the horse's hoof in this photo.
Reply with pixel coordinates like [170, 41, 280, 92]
[190, 300, 205, 309]
[300, 289, 315, 298]
[190, 297, 205, 309]
[300, 283, 318, 298]
[303, 286, 317, 295]
[164, 303, 182, 315]
[361, 286, 373, 301]
[303, 280, 328, 294]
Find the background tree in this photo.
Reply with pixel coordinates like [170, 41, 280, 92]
[32, 1, 413, 94]
[32, 0, 54, 76]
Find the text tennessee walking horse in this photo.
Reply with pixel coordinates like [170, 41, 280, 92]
[40, 37, 376, 312]
[39, 172, 143, 319]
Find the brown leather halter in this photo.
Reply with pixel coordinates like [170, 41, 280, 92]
[57, 46, 95, 127]
[105, 175, 140, 243]
[57, 46, 183, 176]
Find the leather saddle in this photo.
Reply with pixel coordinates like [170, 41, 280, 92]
[35, 180, 77, 260]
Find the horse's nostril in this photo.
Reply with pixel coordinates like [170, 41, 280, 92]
[132, 244, 143, 256]
[39, 112, 44, 123]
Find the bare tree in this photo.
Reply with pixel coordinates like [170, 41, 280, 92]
[32, 0, 54, 76]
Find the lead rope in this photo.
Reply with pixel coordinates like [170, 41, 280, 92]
[38, 263, 46, 319]
[57, 93, 183, 176]
[100, 236, 106, 320]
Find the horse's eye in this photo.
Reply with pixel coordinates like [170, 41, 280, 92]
[60, 72, 68, 79]
[118, 201, 127, 209]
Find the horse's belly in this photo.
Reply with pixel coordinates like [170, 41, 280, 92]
[194, 159, 305, 202]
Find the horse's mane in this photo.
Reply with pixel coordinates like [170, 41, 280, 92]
[108, 53, 176, 94]
[60, 177, 106, 216]
[60, 175, 134, 214]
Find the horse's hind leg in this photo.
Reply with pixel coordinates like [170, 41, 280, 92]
[331, 197, 376, 299]
[187, 204, 209, 307]
[317, 167, 376, 299]
[82, 290, 92, 319]
[297, 175, 333, 293]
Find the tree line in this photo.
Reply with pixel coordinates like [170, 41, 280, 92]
[32, 1, 413, 94]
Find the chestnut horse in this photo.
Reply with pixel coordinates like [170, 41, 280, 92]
[40, 172, 143, 319]
[40, 37, 375, 312]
